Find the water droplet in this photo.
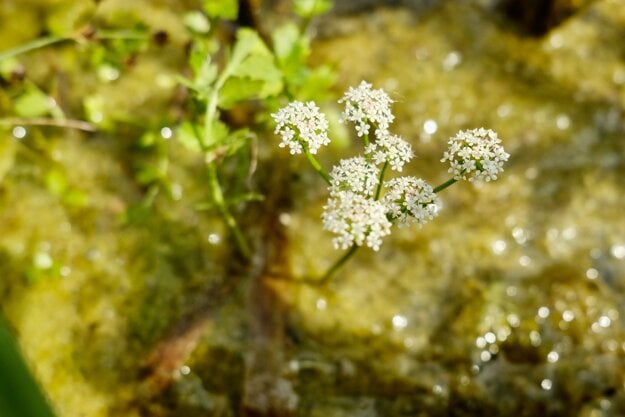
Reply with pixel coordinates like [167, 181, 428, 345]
[562, 226, 576, 240]
[60, 266, 72, 277]
[34, 251, 53, 269]
[613, 68, 625, 85]
[492, 239, 507, 255]
[507, 314, 520, 328]
[610, 244, 625, 259]
[541, 378, 553, 390]
[480, 351, 492, 362]
[160, 127, 173, 139]
[279, 212, 292, 226]
[179, 365, 191, 375]
[547, 351, 559, 363]
[598, 315, 611, 328]
[476, 336, 486, 348]
[316, 298, 327, 311]
[512, 227, 527, 244]
[529, 330, 542, 347]
[519, 255, 532, 267]
[562, 310, 574, 322]
[12, 126, 27, 139]
[506, 286, 518, 297]
[423, 119, 438, 134]
[392, 314, 408, 331]
[538, 306, 550, 319]
[556, 114, 571, 130]
[586, 268, 599, 280]
[442, 51, 462, 70]
[207, 233, 220, 245]
[484, 332, 496, 344]
[432, 384, 444, 395]
[549, 33, 564, 48]
[497, 104, 511, 118]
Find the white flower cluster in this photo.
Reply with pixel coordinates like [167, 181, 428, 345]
[365, 131, 414, 172]
[338, 80, 395, 137]
[441, 128, 510, 182]
[272, 81, 509, 253]
[321, 191, 392, 251]
[272, 101, 330, 154]
[383, 177, 439, 227]
[329, 157, 380, 197]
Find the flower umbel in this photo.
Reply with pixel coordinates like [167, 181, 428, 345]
[383, 177, 439, 227]
[365, 131, 414, 171]
[338, 80, 395, 137]
[441, 128, 510, 182]
[329, 156, 380, 197]
[322, 191, 392, 251]
[272, 101, 330, 154]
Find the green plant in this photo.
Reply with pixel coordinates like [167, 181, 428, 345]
[272, 81, 510, 281]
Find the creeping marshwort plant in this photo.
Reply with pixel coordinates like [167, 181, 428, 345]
[272, 81, 510, 281]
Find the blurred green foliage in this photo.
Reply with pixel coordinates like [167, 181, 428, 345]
[0, 315, 56, 417]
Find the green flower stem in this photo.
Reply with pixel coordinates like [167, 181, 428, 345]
[305, 149, 331, 185]
[208, 164, 252, 260]
[433, 177, 457, 194]
[363, 133, 370, 149]
[0, 35, 69, 61]
[320, 244, 359, 283]
[374, 161, 388, 200]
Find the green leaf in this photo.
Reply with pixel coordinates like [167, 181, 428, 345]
[189, 40, 219, 89]
[14, 87, 52, 118]
[217, 78, 264, 109]
[205, 119, 229, 149]
[203, 0, 238, 20]
[183, 11, 211, 34]
[293, 0, 332, 18]
[0, 316, 56, 417]
[217, 28, 283, 108]
[176, 121, 203, 153]
[272, 23, 309, 67]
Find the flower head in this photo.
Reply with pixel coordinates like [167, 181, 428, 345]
[322, 191, 392, 251]
[338, 81, 395, 137]
[383, 177, 439, 227]
[272, 101, 330, 154]
[366, 131, 414, 171]
[441, 128, 509, 182]
[329, 156, 380, 197]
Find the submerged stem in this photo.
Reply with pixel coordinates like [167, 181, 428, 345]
[319, 244, 359, 283]
[208, 164, 252, 260]
[0, 36, 69, 61]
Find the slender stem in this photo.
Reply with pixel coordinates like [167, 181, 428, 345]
[304, 149, 331, 185]
[208, 164, 251, 260]
[363, 132, 370, 149]
[320, 244, 359, 283]
[0, 117, 96, 132]
[374, 161, 388, 200]
[0, 36, 70, 61]
[433, 177, 457, 194]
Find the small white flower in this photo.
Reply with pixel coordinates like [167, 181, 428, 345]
[365, 131, 414, 171]
[272, 101, 330, 154]
[322, 191, 392, 251]
[382, 177, 439, 227]
[329, 156, 380, 197]
[441, 128, 509, 182]
[338, 81, 395, 137]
